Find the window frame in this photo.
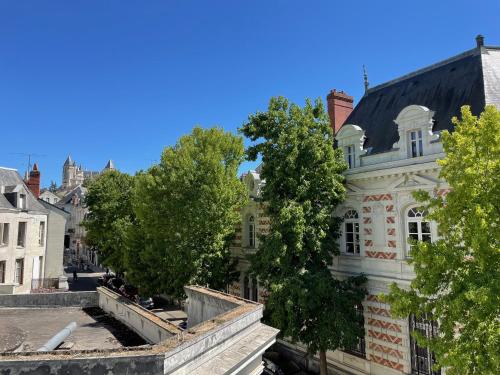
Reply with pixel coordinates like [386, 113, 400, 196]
[405, 207, 433, 257]
[38, 221, 45, 246]
[344, 304, 366, 358]
[0, 261, 6, 283]
[17, 222, 27, 248]
[343, 209, 360, 255]
[409, 314, 441, 375]
[0, 223, 9, 246]
[408, 130, 424, 158]
[344, 145, 355, 169]
[15, 258, 24, 285]
[248, 215, 256, 248]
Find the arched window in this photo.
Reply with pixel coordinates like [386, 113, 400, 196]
[251, 277, 258, 302]
[406, 207, 432, 256]
[248, 215, 255, 248]
[344, 210, 360, 255]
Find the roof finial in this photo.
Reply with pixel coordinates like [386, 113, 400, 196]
[363, 65, 369, 93]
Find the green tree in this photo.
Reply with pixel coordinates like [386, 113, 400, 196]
[48, 180, 58, 193]
[385, 106, 500, 375]
[241, 97, 367, 375]
[129, 127, 247, 298]
[83, 170, 135, 273]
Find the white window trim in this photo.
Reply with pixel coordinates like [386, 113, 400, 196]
[343, 209, 360, 255]
[404, 206, 437, 258]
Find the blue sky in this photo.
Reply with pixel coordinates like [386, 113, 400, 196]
[1, 0, 499, 187]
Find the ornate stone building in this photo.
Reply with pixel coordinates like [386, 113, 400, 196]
[229, 37, 500, 375]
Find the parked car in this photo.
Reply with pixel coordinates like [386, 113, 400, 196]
[262, 357, 285, 375]
[107, 277, 124, 292]
[98, 273, 114, 286]
[137, 296, 154, 310]
[119, 284, 138, 299]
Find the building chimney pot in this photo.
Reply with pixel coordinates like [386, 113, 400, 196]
[27, 163, 41, 198]
[327, 89, 354, 135]
[476, 34, 484, 48]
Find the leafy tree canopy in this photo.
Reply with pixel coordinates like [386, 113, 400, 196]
[128, 127, 247, 298]
[385, 106, 500, 375]
[83, 169, 135, 273]
[240, 97, 367, 374]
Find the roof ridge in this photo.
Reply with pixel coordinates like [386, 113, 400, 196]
[366, 47, 480, 94]
[0, 166, 18, 171]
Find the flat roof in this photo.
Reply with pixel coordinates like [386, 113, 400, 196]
[0, 307, 146, 352]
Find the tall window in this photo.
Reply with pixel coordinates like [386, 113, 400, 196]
[15, 258, 24, 285]
[409, 314, 441, 375]
[0, 223, 9, 246]
[0, 261, 6, 283]
[345, 304, 366, 358]
[409, 130, 423, 158]
[248, 216, 255, 248]
[17, 222, 27, 247]
[344, 210, 360, 254]
[38, 222, 45, 246]
[243, 276, 250, 300]
[407, 207, 431, 256]
[19, 193, 27, 209]
[251, 277, 258, 302]
[344, 145, 355, 168]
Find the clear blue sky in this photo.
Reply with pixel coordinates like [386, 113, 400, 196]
[1, 0, 499, 187]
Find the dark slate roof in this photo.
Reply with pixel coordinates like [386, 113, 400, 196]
[0, 167, 47, 212]
[343, 46, 500, 154]
[64, 155, 75, 166]
[56, 185, 87, 206]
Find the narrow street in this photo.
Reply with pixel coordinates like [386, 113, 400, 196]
[64, 267, 103, 292]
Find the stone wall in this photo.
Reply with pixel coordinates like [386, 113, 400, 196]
[0, 291, 98, 307]
[0, 353, 164, 375]
[185, 285, 243, 328]
[97, 287, 180, 344]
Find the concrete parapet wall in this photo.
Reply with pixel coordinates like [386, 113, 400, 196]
[0, 291, 98, 308]
[97, 287, 181, 344]
[0, 353, 164, 375]
[185, 285, 244, 328]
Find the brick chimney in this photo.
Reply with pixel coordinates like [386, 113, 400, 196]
[327, 89, 354, 135]
[26, 163, 41, 198]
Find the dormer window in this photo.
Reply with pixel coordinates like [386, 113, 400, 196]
[409, 130, 423, 158]
[344, 145, 355, 168]
[19, 194, 26, 210]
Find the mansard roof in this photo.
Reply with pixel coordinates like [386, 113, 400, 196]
[343, 44, 500, 154]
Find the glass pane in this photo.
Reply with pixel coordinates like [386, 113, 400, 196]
[354, 223, 359, 232]
[346, 223, 353, 232]
[346, 243, 354, 253]
[411, 131, 416, 140]
[421, 221, 431, 233]
[419, 139, 424, 156]
[409, 234, 419, 241]
[408, 222, 418, 233]
[346, 233, 354, 242]
[422, 234, 432, 243]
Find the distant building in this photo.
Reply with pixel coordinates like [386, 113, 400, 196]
[55, 156, 116, 266]
[39, 190, 60, 205]
[0, 165, 67, 294]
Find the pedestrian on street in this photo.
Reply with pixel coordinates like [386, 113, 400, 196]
[73, 268, 78, 281]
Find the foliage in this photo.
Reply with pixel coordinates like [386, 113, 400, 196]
[240, 97, 367, 369]
[128, 127, 247, 298]
[48, 180, 58, 193]
[385, 106, 500, 375]
[83, 170, 135, 273]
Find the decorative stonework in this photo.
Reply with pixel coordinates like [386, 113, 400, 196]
[386, 216, 395, 224]
[366, 251, 397, 259]
[368, 330, 402, 345]
[369, 354, 404, 371]
[363, 194, 393, 202]
[369, 343, 404, 359]
[368, 318, 402, 333]
[367, 306, 391, 317]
